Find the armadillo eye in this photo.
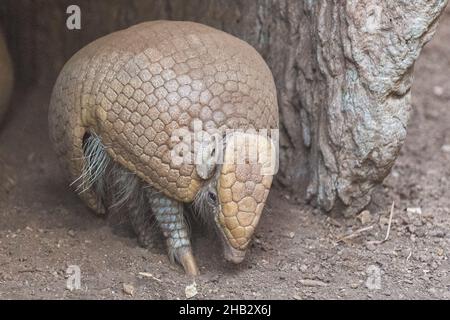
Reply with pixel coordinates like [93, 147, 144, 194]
[208, 191, 218, 205]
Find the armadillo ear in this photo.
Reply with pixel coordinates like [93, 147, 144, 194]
[195, 134, 222, 180]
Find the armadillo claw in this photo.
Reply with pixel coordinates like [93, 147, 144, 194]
[176, 247, 199, 276]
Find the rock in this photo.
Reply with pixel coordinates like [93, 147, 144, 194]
[441, 145, 450, 153]
[292, 294, 302, 300]
[433, 85, 444, 96]
[282, 231, 296, 238]
[68, 230, 76, 237]
[185, 282, 198, 299]
[122, 283, 135, 296]
[357, 210, 372, 225]
[407, 207, 422, 215]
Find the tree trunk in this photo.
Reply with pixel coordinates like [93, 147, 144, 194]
[0, 0, 447, 216]
[0, 28, 13, 122]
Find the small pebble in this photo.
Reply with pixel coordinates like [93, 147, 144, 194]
[441, 145, 450, 153]
[185, 282, 198, 299]
[433, 85, 444, 96]
[357, 210, 372, 225]
[122, 283, 135, 296]
[407, 207, 422, 215]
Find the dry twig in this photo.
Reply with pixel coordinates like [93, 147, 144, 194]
[138, 272, 162, 283]
[338, 225, 374, 242]
[366, 201, 395, 245]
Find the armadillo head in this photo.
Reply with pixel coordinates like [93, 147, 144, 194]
[195, 132, 275, 263]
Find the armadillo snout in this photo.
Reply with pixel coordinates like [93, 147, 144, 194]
[216, 133, 274, 258]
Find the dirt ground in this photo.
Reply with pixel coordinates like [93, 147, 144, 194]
[1, 10, 450, 300]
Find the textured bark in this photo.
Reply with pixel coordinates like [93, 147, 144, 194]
[0, 28, 13, 123]
[0, 0, 447, 215]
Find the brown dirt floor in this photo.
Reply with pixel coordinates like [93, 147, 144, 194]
[0, 11, 449, 300]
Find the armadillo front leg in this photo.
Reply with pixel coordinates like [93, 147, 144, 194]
[146, 190, 199, 276]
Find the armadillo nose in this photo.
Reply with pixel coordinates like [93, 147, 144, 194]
[223, 243, 246, 264]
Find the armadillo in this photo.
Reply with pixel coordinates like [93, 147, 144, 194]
[49, 21, 278, 275]
[0, 29, 13, 123]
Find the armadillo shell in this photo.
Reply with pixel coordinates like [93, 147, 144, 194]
[49, 21, 278, 211]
